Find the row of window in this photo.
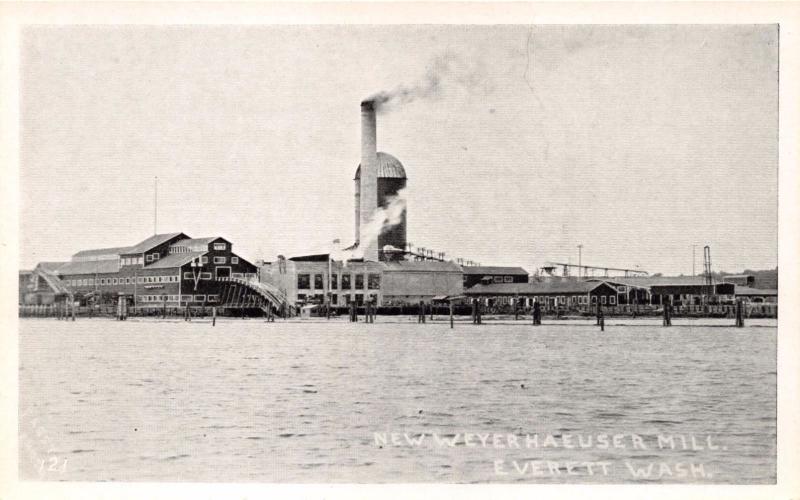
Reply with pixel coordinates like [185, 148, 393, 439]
[297, 293, 377, 305]
[546, 295, 617, 305]
[68, 275, 180, 287]
[466, 275, 516, 283]
[138, 294, 220, 303]
[182, 272, 246, 280]
[121, 252, 239, 266]
[297, 273, 380, 290]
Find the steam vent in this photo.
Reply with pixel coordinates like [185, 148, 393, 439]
[354, 100, 408, 261]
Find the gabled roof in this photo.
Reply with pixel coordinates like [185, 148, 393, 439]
[146, 251, 207, 269]
[462, 266, 529, 276]
[124, 232, 187, 254]
[171, 236, 228, 248]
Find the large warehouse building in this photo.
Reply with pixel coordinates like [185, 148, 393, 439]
[21, 232, 257, 306]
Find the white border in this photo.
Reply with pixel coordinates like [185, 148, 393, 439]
[1, 2, 798, 499]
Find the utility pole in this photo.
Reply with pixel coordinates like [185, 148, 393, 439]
[692, 244, 697, 276]
[577, 244, 583, 278]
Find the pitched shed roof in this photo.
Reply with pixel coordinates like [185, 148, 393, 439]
[125, 232, 187, 254]
[35, 261, 69, 273]
[56, 259, 120, 275]
[145, 251, 207, 269]
[383, 261, 461, 273]
[466, 280, 611, 296]
[72, 246, 132, 259]
[462, 266, 529, 276]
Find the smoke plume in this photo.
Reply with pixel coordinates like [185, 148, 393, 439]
[333, 188, 408, 261]
[365, 53, 488, 113]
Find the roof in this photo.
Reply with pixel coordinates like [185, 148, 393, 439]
[125, 232, 187, 254]
[593, 276, 711, 287]
[35, 261, 69, 273]
[465, 281, 611, 296]
[723, 274, 754, 279]
[71, 233, 187, 259]
[462, 266, 529, 276]
[354, 152, 407, 179]
[72, 246, 132, 259]
[383, 261, 462, 273]
[145, 251, 207, 269]
[56, 259, 120, 276]
[171, 236, 227, 247]
[734, 286, 777, 296]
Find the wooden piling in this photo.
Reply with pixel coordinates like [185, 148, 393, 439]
[212, 306, 217, 326]
[449, 301, 454, 329]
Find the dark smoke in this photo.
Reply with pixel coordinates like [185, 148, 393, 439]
[365, 53, 488, 113]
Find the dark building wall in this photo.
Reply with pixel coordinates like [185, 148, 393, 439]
[377, 177, 407, 257]
[464, 273, 528, 289]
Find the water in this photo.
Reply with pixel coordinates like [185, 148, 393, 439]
[18, 317, 776, 483]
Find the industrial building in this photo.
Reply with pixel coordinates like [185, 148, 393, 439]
[20, 232, 258, 307]
[464, 280, 620, 310]
[259, 99, 470, 307]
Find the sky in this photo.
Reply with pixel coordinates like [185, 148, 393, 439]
[20, 25, 778, 275]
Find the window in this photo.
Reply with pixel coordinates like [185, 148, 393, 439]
[195, 295, 206, 302]
[152, 253, 160, 261]
[182, 295, 193, 303]
[208, 294, 219, 302]
[112, 278, 118, 285]
[504, 276, 514, 283]
[355, 293, 364, 305]
[137, 277, 144, 284]
[601, 296, 607, 305]
[591, 296, 597, 305]
[232, 273, 243, 279]
[231, 257, 239, 264]
[368, 273, 381, 290]
[493, 276, 503, 283]
[183, 272, 192, 280]
[331, 294, 338, 305]
[297, 294, 306, 301]
[559, 296, 566, 304]
[355, 274, 364, 289]
[200, 272, 212, 280]
[214, 256, 226, 264]
[201, 256, 208, 264]
[341, 274, 351, 290]
[214, 243, 226, 250]
[297, 274, 310, 289]
[314, 274, 323, 289]
[146, 254, 153, 262]
[610, 296, 617, 305]
[331, 274, 338, 290]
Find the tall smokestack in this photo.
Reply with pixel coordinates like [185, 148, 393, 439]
[359, 100, 379, 261]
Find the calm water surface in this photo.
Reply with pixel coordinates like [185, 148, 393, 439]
[19, 317, 776, 483]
